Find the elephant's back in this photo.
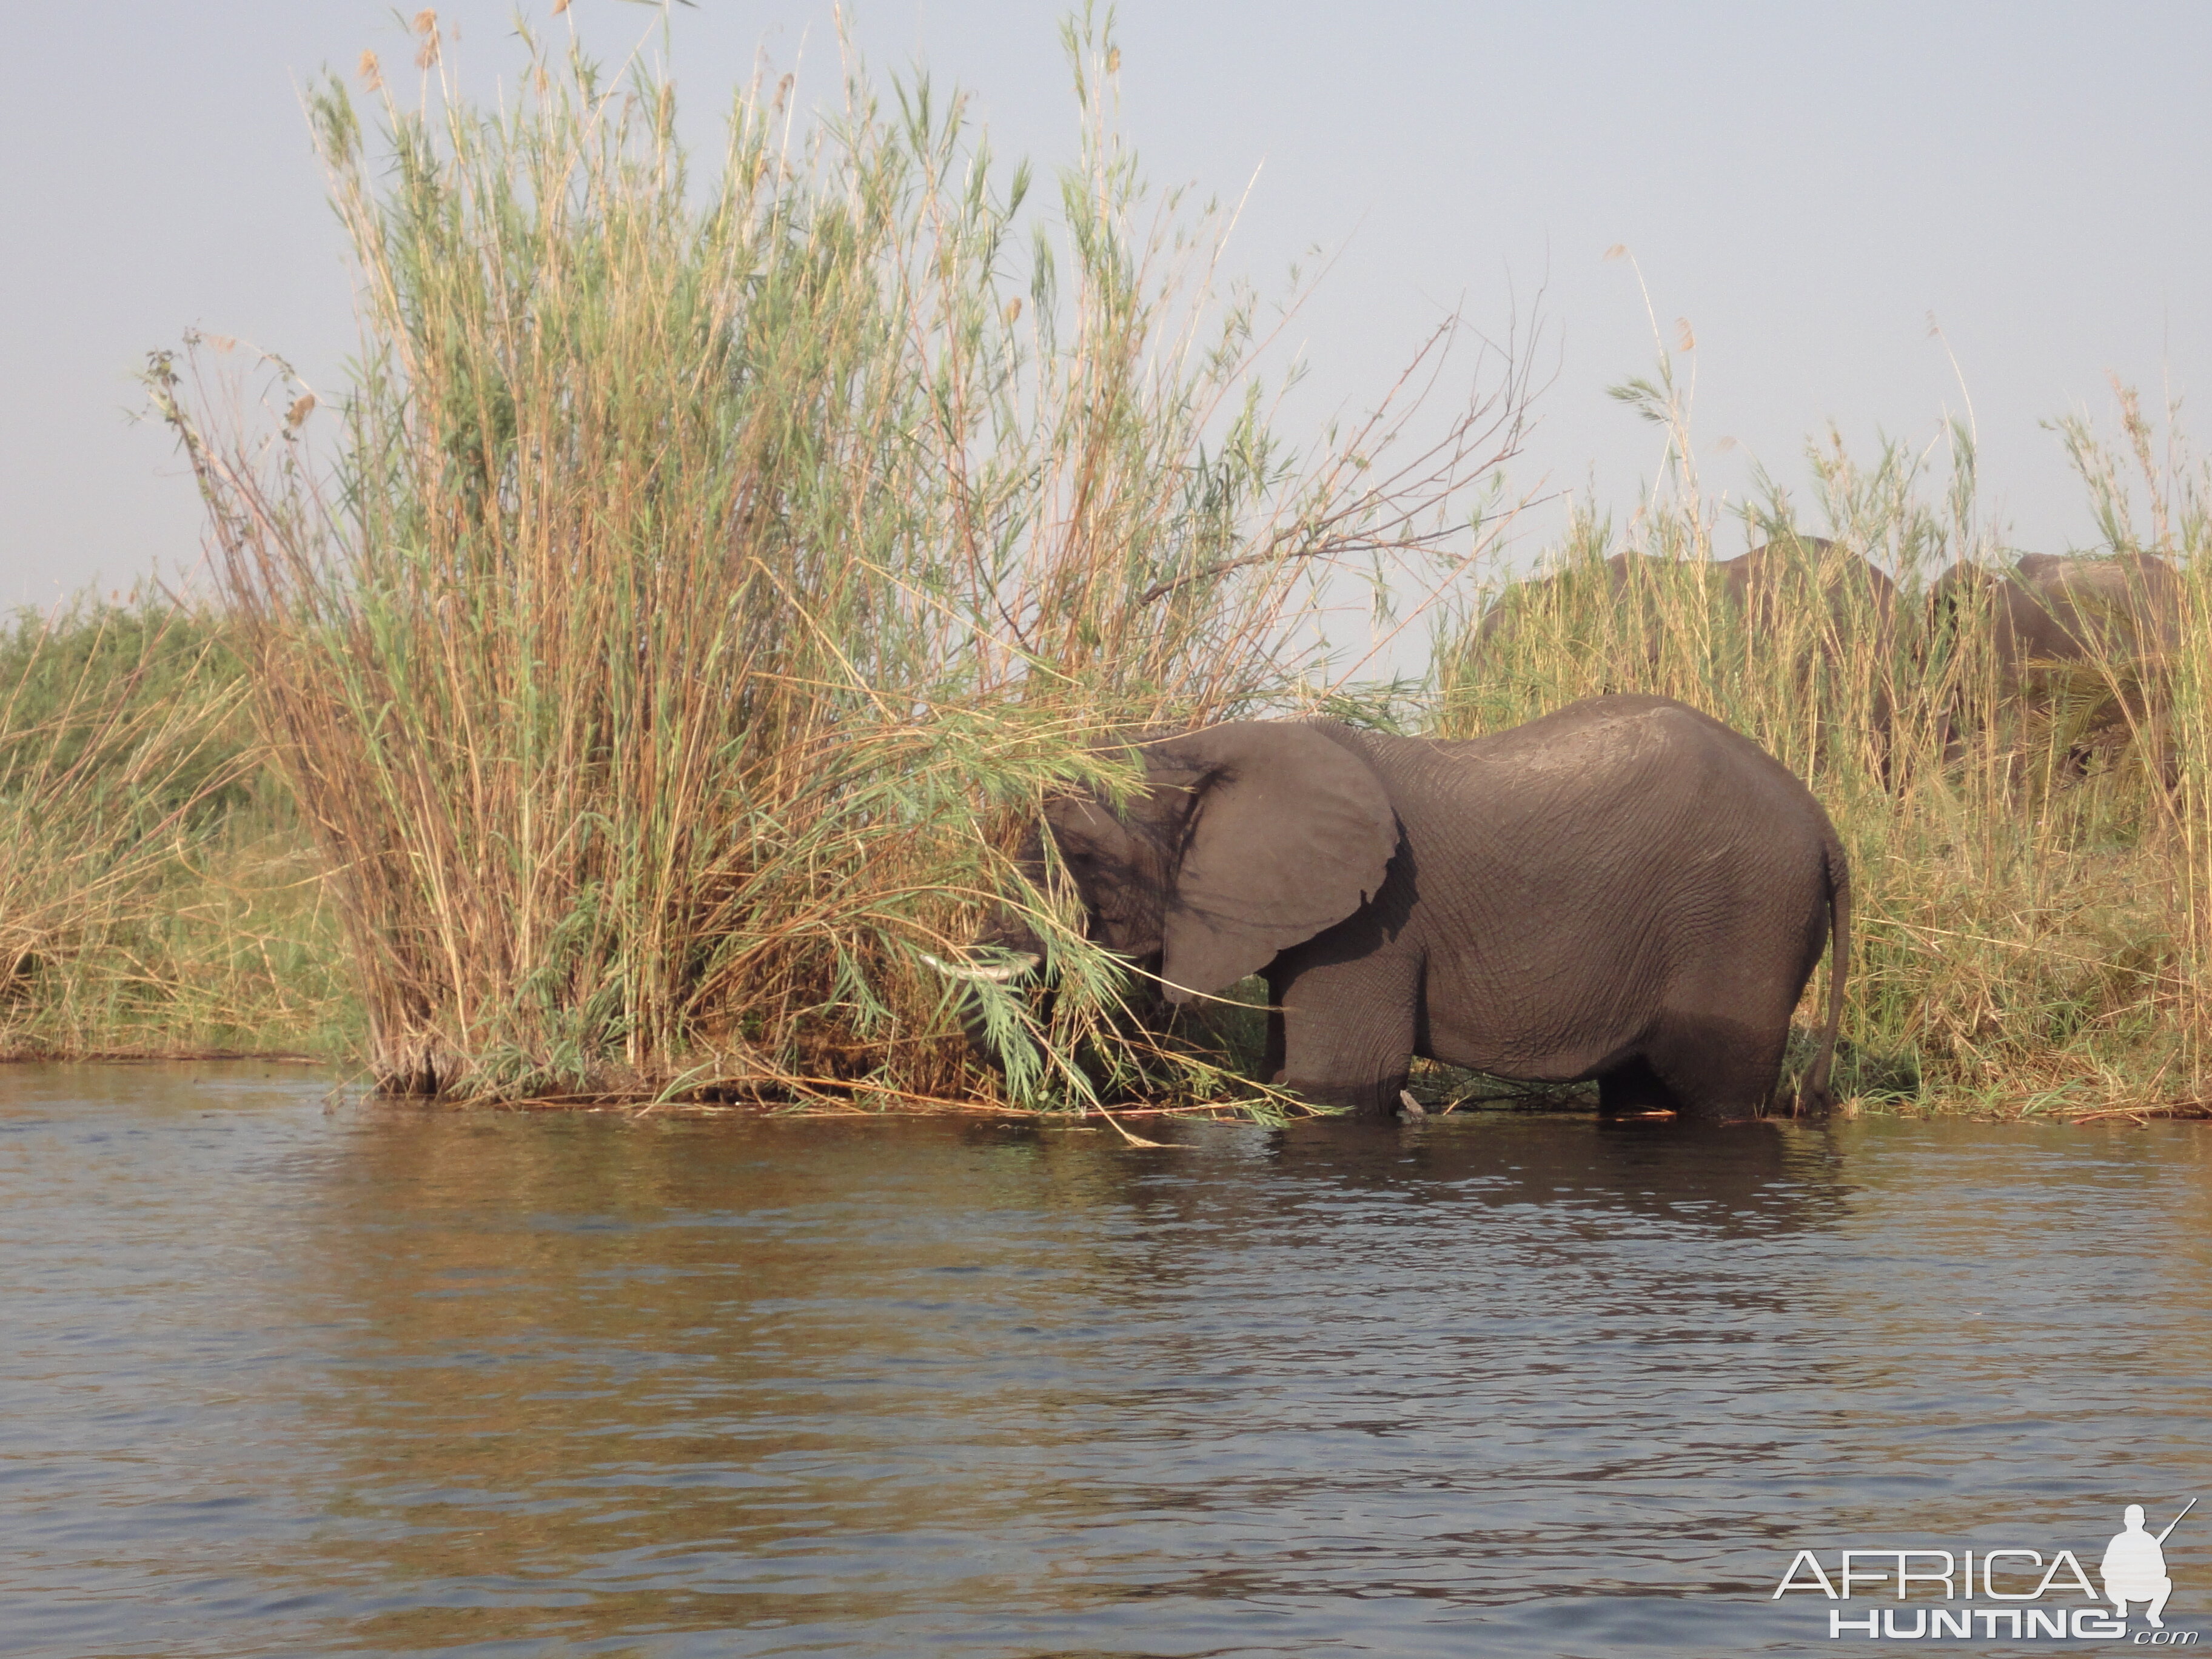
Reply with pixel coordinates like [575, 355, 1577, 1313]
[1340, 697, 1839, 907]
[1331, 695, 1839, 863]
[1443, 694, 1823, 805]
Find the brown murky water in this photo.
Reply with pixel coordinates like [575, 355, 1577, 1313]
[2, 1063, 2208, 1656]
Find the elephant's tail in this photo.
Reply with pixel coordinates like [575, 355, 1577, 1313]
[1796, 837, 1851, 1115]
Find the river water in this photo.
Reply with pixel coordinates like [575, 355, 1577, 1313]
[2, 1064, 2207, 1657]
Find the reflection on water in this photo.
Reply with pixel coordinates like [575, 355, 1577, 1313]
[2, 1063, 2207, 1657]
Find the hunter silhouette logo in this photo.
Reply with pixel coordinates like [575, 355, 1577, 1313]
[2104, 1500, 2193, 1630]
[1775, 1498, 2199, 1642]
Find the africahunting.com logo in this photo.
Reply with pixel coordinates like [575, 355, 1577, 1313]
[1775, 1501, 2197, 1643]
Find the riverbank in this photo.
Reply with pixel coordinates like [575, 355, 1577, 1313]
[25, 27, 2212, 1119]
[19, 521, 2212, 1122]
[0, 600, 352, 1065]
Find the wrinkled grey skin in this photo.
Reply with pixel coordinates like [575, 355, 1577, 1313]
[968, 694, 1850, 1122]
[1930, 551, 2180, 773]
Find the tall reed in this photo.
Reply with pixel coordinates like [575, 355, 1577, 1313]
[0, 599, 345, 1056]
[151, 19, 1522, 1106]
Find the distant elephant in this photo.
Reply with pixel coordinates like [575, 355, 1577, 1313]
[1473, 536, 1895, 654]
[1467, 537, 1900, 779]
[1719, 537, 1902, 779]
[1714, 536, 1899, 637]
[943, 695, 1849, 1122]
[1930, 551, 2180, 773]
[1468, 549, 1678, 659]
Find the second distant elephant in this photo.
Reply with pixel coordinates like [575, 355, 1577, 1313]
[1714, 536, 1899, 637]
[946, 695, 1851, 1123]
[1473, 536, 1897, 655]
[1931, 551, 2180, 773]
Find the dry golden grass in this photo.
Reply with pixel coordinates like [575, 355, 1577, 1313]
[145, 22, 1522, 1110]
[1437, 375, 2212, 1120]
[0, 601, 348, 1059]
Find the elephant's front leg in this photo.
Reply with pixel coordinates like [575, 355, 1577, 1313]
[1265, 951, 1421, 1116]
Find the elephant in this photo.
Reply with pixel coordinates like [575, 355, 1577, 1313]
[1929, 551, 2180, 776]
[1718, 537, 1901, 777]
[1472, 537, 1896, 657]
[945, 694, 1850, 1123]
[1714, 536, 1899, 637]
[1467, 549, 1676, 659]
[1465, 537, 1900, 780]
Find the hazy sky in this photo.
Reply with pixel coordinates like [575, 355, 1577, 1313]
[4, 2, 2208, 608]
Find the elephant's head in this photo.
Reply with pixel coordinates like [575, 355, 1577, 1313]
[944, 722, 1400, 1004]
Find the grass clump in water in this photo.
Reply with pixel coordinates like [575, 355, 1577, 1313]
[148, 20, 1520, 1109]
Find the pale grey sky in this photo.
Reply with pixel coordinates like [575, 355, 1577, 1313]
[4, 2, 2207, 607]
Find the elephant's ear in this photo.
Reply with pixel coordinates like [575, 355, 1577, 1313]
[1151, 723, 1398, 1002]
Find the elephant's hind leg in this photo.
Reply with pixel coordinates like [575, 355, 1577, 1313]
[1597, 1056, 1680, 1115]
[1642, 1014, 1791, 1125]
